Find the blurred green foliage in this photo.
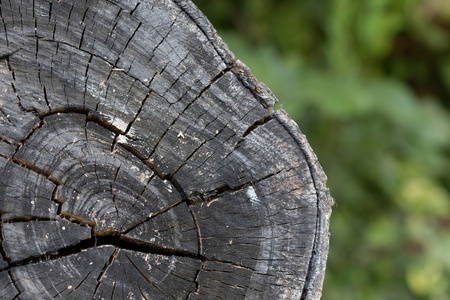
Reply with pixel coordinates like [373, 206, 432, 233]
[193, 0, 450, 299]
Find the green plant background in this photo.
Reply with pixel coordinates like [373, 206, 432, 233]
[192, 1, 450, 299]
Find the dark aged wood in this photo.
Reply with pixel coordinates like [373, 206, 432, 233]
[0, 0, 332, 299]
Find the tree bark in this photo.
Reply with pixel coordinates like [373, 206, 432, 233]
[0, 0, 332, 299]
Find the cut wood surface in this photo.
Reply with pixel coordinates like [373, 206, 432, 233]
[0, 0, 332, 299]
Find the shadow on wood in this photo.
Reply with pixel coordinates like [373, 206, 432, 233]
[0, 0, 332, 299]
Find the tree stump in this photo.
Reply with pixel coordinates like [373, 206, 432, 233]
[0, 0, 332, 299]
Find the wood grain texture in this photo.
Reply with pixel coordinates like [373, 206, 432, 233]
[0, 0, 332, 299]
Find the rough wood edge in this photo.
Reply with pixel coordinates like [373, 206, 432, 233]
[173, 1, 332, 298]
[172, 0, 278, 109]
[275, 110, 332, 300]
[172, 0, 236, 65]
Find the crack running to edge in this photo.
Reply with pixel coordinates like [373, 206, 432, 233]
[188, 168, 285, 206]
[185, 260, 205, 300]
[146, 67, 231, 161]
[0, 232, 199, 273]
[92, 247, 120, 299]
[0, 106, 268, 285]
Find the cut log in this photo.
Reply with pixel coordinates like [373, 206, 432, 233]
[0, 0, 332, 299]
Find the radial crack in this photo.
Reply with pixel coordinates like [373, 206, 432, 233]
[117, 142, 189, 202]
[36, 38, 149, 88]
[124, 91, 151, 135]
[188, 206, 202, 255]
[172, 0, 234, 65]
[112, 90, 152, 152]
[185, 260, 205, 300]
[0, 136, 18, 147]
[59, 212, 96, 232]
[122, 200, 183, 234]
[189, 169, 284, 205]
[137, 282, 149, 300]
[0, 215, 12, 264]
[92, 247, 120, 299]
[169, 111, 229, 179]
[0, 232, 200, 273]
[65, 269, 93, 298]
[145, 10, 182, 68]
[51, 185, 64, 215]
[147, 68, 230, 161]
[12, 115, 45, 156]
[114, 22, 142, 67]
[5, 57, 39, 115]
[0, 153, 62, 186]
[37, 63, 52, 111]
[4, 107, 189, 206]
[129, 172, 154, 212]
[0, 106, 12, 125]
[8, 269, 21, 298]
[129, 2, 140, 16]
[0, 48, 21, 60]
[1, 216, 58, 223]
[242, 114, 274, 138]
[125, 254, 168, 297]
[0, 5, 10, 47]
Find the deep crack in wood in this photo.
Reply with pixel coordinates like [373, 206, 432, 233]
[0, 0, 331, 299]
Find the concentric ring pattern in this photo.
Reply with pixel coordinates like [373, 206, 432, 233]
[0, 0, 331, 299]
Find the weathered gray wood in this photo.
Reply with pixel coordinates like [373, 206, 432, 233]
[0, 0, 332, 299]
[0, 270, 19, 298]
